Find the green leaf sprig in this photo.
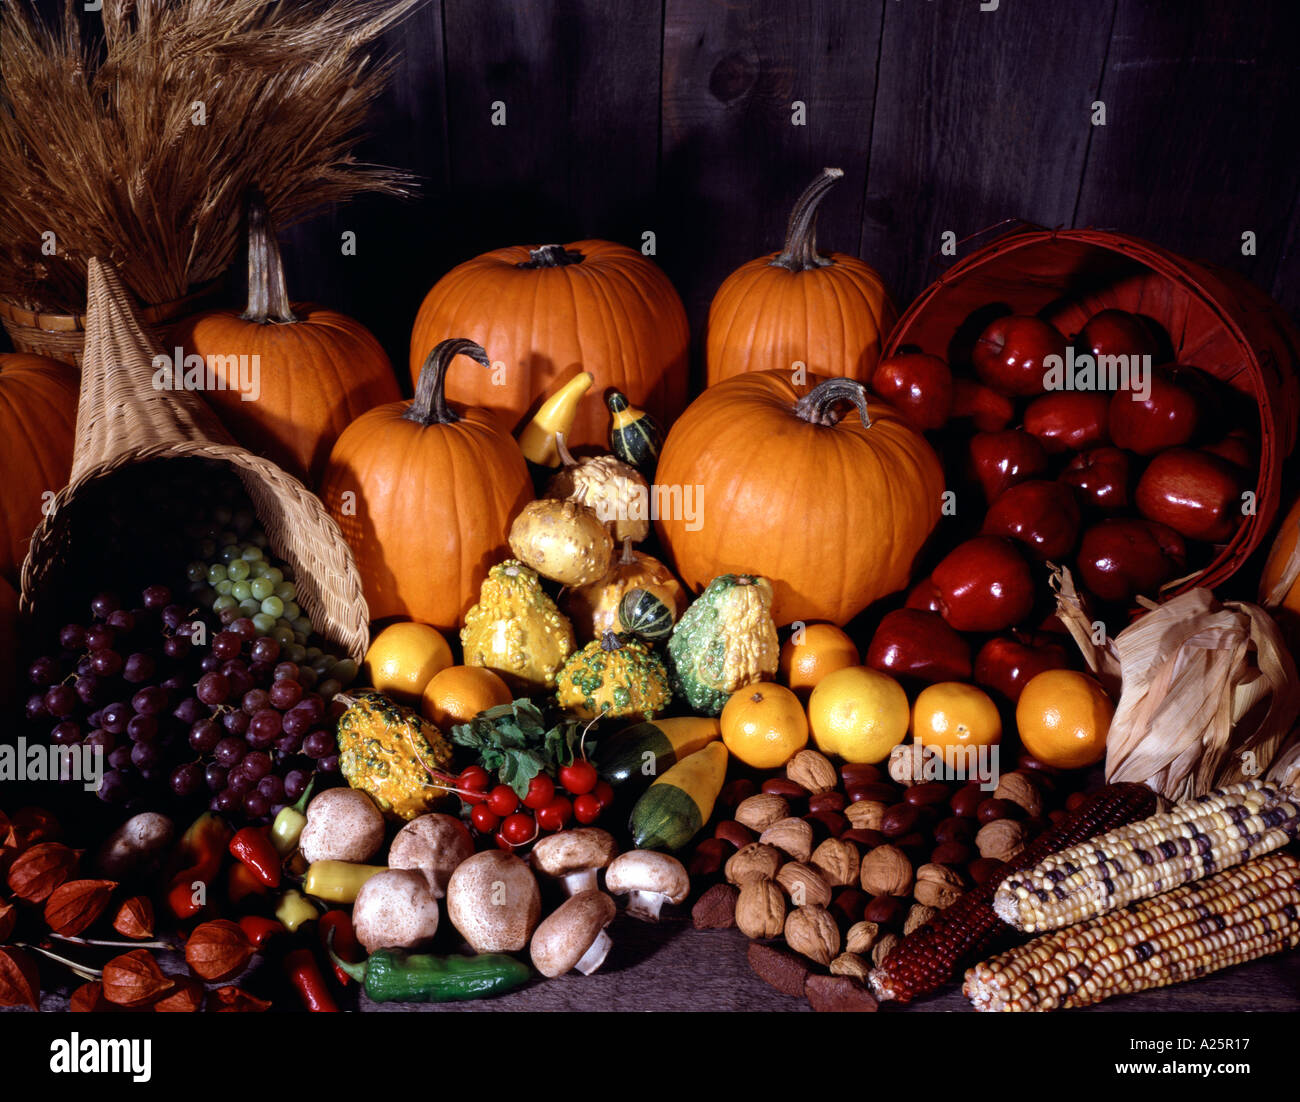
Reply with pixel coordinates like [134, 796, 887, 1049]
[450, 698, 597, 799]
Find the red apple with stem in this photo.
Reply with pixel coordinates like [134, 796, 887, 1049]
[1059, 446, 1133, 510]
[971, 315, 1066, 397]
[1076, 518, 1187, 604]
[865, 609, 972, 683]
[969, 429, 1049, 502]
[981, 480, 1082, 561]
[1135, 448, 1246, 543]
[872, 353, 953, 431]
[1023, 391, 1111, 454]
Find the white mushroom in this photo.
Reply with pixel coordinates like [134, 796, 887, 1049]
[352, 869, 441, 953]
[387, 813, 474, 898]
[530, 891, 617, 978]
[530, 828, 618, 896]
[299, 788, 385, 865]
[94, 812, 174, 880]
[605, 850, 689, 922]
[446, 850, 542, 953]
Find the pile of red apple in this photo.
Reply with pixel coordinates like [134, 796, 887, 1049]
[869, 306, 1256, 701]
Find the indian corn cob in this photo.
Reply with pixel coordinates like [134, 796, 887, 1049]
[869, 782, 1159, 1003]
[992, 780, 1300, 933]
[965, 852, 1300, 1012]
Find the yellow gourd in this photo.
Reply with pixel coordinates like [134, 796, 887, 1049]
[562, 540, 686, 643]
[508, 498, 613, 586]
[460, 560, 576, 691]
[545, 434, 650, 544]
[516, 372, 595, 466]
[555, 630, 672, 721]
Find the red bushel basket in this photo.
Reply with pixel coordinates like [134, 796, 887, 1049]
[884, 226, 1300, 598]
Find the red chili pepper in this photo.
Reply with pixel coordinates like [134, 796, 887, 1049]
[237, 914, 283, 949]
[285, 948, 339, 1012]
[318, 910, 360, 986]
[228, 826, 281, 889]
[166, 813, 233, 919]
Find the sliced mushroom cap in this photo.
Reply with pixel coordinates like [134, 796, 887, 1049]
[446, 850, 542, 953]
[530, 828, 618, 895]
[529, 890, 617, 978]
[388, 813, 474, 898]
[604, 850, 689, 921]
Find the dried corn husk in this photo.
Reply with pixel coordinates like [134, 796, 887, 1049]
[1051, 567, 1300, 802]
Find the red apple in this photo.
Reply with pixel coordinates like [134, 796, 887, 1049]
[1108, 367, 1200, 455]
[1077, 309, 1161, 362]
[969, 429, 1049, 501]
[872, 353, 953, 431]
[971, 315, 1066, 397]
[951, 379, 1015, 432]
[1201, 428, 1256, 471]
[981, 480, 1082, 561]
[974, 636, 1070, 703]
[1135, 448, 1246, 543]
[1059, 446, 1132, 509]
[904, 579, 943, 614]
[1076, 518, 1187, 604]
[923, 536, 1036, 633]
[865, 609, 972, 683]
[1023, 391, 1111, 454]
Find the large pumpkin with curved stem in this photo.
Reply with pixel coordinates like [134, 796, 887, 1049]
[172, 197, 400, 485]
[654, 371, 944, 626]
[0, 354, 78, 588]
[706, 168, 896, 387]
[320, 339, 533, 632]
[410, 240, 689, 450]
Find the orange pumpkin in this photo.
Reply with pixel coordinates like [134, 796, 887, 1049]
[320, 338, 533, 633]
[706, 168, 896, 387]
[1261, 494, 1300, 615]
[410, 241, 688, 450]
[172, 198, 400, 485]
[654, 371, 944, 627]
[0, 354, 78, 587]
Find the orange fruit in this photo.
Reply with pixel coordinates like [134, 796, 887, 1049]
[721, 682, 808, 769]
[363, 621, 454, 705]
[779, 623, 860, 697]
[421, 665, 513, 729]
[807, 666, 909, 763]
[1016, 669, 1113, 769]
[911, 682, 1002, 751]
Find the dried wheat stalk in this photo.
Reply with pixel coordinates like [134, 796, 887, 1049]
[0, 0, 422, 312]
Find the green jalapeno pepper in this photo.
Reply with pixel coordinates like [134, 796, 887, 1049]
[329, 941, 531, 1003]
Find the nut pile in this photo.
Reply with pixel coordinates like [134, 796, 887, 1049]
[688, 750, 1084, 1010]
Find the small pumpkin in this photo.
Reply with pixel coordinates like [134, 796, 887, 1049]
[606, 389, 663, 473]
[0, 354, 78, 588]
[561, 540, 686, 642]
[411, 240, 689, 449]
[654, 371, 944, 626]
[556, 630, 671, 721]
[508, 498, 614, 587]
[619, 588, 675, 642]
[336, 690, 455, 821]
[461, 560, 576, 692]
[320, 339, 533, 632]
[666, 574, 780, 716]
[545, 434, 650, 544]
[172, 196, 401, 484]
[706, 168, 896, 387]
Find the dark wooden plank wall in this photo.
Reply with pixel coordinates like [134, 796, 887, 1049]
[12, 0, 1300, 372]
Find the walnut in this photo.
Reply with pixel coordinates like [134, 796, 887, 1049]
[845, 920, 881, 955]
[725, 842, 783, 885]
[809, 837, 859, 887]
[994, 772, 1043, 818]
[845, 800, 887, 831]
[914, 863, 964, 909]
[858, 844, 913, 897]
[775, 862, 832, 908]
[786, 749, 837, 794]
[783, 905, 841, 966]
[735, 879, 786, 940]
[903, 902, 939, 935]
[976, 819, 1028, 862]
[871, 932, 901, 969]
[829, 952, 871, 982]
[759, 817, 813, 863]
[735, 794, 790, 833]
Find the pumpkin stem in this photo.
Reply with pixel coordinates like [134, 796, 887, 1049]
[518, 244, 585, 269]
[771, 167, 843, 273]
[241, 191, 297, 324]
[405, 338, 492, 427]
[619, 539, 636, 566]
[794, 378, 872, 429]
[555, 431, 578, 468]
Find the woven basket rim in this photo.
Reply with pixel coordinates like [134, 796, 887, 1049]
[0, 278, 224, 332]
